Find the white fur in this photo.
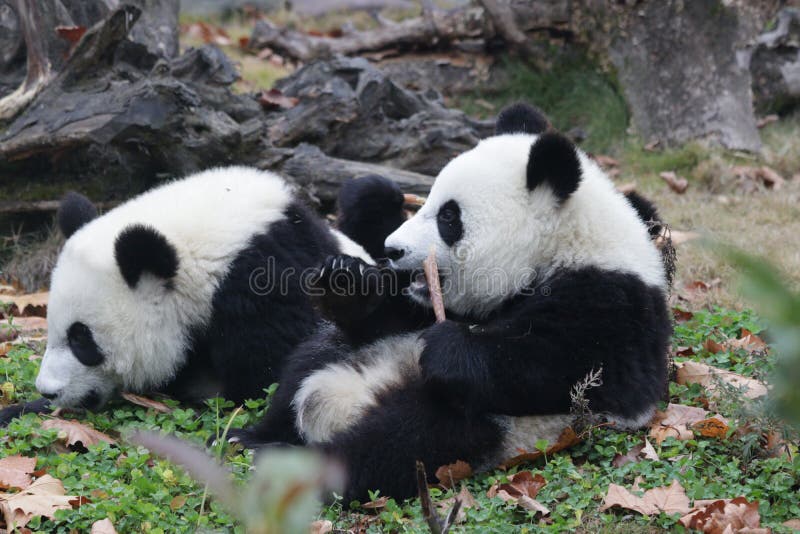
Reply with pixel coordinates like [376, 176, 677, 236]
[385, 134, 666, 318]
[293, 333, 423, 443]
[37, 167, 297, 407]
[331, 229, 374, 265]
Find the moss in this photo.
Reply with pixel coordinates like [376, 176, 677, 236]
[452, 50, 629, 153]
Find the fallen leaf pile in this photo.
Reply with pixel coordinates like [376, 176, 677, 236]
[0, 456, 37, 491]
[0, 291, 48, 319]
[676, 361, 768, 400]
[487, 471, 549, 516]
[0, 474, 84, 529]
[680, 497, 768, 533]
[601, 479, 690, 516]
[649, 403, 730, 444]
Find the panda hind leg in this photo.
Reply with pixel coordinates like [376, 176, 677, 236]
[321, 383, 503, 502]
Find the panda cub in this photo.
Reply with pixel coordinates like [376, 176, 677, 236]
[231, 103, 672, 500]
[0, 166, 370, 424]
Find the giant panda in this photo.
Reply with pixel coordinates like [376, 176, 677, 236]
[230, 103, 672, 501]
[0, 166, 370, 424]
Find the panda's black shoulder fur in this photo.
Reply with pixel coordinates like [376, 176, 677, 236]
[168, 200, 342, 403]
[625, 190, 663, 238]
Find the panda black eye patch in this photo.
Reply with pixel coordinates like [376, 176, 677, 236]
[437, 200, 463, 246]
[67, 322, 105, 367]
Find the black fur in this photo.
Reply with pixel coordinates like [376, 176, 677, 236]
[625, 191, 663, 238]
[0, 398, 51, 426]
[527, 133, 582, 202]
[336, 175, 406, 259]
[496, 102, 550, 135]
[114, 224, 179, 288]
[57, 192, 97, 238]
[167, 201, 342, 403]
[436, 200, 463, 247]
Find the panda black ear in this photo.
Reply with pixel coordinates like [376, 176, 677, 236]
[496, 103, 550, 135]
[526, 133, 582, 203]
[57, 192, 97, 238]
[114, 224, 179, 289]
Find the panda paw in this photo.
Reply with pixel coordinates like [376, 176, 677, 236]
[311, 255, 380, 295]
[419, 321, 488, 402]
[311, 255, 386, 322]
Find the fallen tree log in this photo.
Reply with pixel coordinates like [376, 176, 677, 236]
[248, 0, 569, 62]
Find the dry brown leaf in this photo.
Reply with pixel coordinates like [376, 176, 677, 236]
[783, 518, 800, 530]
[612, 438, 659, 468]
[184, 21, 232, 46]
[0, 474, 83, 528]
[488, 471, 549, 516]
[676, 346, 696, 356]
[55, 25, 87, 46]
[676, 361, 768, 400]
[616, 182, 637, 194]
[500, 427, 581, 468]
[310, 519, 333, 534]
[0, 292, 48, 318]
[120, 392, 173, 414]
[362, 496, 388, 510]
[258, 89, 299, 110]
[679, 497, 766, 533]
[601, 479, 691, 516]
[0, 456, 36, 490]
[703, 339, 726, 355]
[732, 165, 786, 190]
[42, 418, 117, 451]
[423, 246, 446, 323]
[169, 495, 186, 511]
[659, 171, 689, 194]
[692, 417, 730, 439]
[670, 230, 700, 246]
[644, 140, 661, 151]
[673, 308, 694, 322]
[728, 329, 768, 353]
[438, 483, 479, 523]
[0, 317, 48, 337]
[649, 403, 709, 444]
[91, 518, 119, 534]
[756, 114, 779, 128]
[594, 155, 620, 168]
[434, 460, 472, 489]
[487, 471, 546, 500]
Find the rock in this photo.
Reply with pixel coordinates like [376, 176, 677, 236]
[749, 8, 800, 114]
[608, 0, 762, 152]
[266, 56, 493, 175]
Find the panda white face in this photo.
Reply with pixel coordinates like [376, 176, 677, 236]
[36, 228, 186, 409]
[385, 134, 564, 318]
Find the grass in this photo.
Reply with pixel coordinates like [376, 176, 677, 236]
[1, 308, 798, 532]
[452, 55, 629, 154]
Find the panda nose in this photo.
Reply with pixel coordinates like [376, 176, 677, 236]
[384, 247, 405, 261]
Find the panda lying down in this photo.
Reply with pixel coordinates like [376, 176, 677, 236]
[0, 166, 370, 425]
[230, 103, 672, 501]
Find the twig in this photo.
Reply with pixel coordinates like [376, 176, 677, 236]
[423, 246, 446, 323]
[416, 460, 461, 534]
